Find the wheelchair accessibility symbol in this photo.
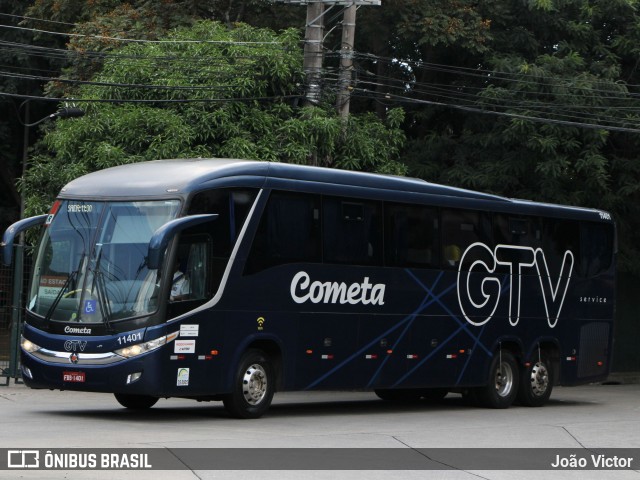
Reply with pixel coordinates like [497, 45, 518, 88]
[84, 299, 97, 315]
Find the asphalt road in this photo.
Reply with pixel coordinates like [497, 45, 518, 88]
[0, 382, 639, 480]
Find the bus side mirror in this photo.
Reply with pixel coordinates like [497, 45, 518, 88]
[1, 214, 48, 266]
[147, 214, 218, 270]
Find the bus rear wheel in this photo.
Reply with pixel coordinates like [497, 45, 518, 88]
[223, 349, 275, 419]
[114, 393, 158, 410]
[517, 356, 553, 407]
[476, 351, 519, 409]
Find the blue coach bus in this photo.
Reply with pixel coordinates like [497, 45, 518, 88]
[2, 159, 616, 418]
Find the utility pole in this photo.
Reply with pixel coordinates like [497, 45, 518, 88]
[303, 1, 325, 105]
[278, 1, 381, 109]
[336, 3, 356, 120]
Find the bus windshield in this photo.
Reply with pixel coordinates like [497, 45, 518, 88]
[28, 199, 181, 324]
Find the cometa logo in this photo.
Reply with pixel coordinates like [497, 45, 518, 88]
[290, 271, 386, 306]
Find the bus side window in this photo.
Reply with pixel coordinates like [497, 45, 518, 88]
[542, 219, 580, 276]
[441, 209, 492, 268]
[494, 215, 542, 248]
[245, 192, 321, 274]
[581, 223, 614, 277]
[384, 203, 439, 268]
[170, 236, 211, 302]
[323, 196, 382, 266]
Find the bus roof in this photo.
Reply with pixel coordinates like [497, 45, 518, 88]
[58, 158, 608, 221]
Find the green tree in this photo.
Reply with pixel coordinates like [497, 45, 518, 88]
[23, 20, 405, 215]
[387, 0, 640, 272]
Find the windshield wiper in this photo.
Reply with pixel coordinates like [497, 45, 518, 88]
[44, 253, 85, 323]
[91, 247, 114, 333]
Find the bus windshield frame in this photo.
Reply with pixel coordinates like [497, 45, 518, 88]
[27, 199, 182, 325]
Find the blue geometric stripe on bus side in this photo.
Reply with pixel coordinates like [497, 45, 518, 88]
[303, 272, 453, 390]
[397, 271, 517, 386]
[365, 271, 445, 387]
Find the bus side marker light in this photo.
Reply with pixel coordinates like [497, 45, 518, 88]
[211, 350, 219, 356]
[306, 349, 313, 355]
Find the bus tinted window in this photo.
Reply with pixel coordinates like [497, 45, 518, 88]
[323, 196, 382, 266]
[494, 215, 541, 248]
[581, 223, 614, 277]
[385, 203, 439, 268]
[245, 192, 321, 273]
[188, 188, 258, 256]
[542, 218, 580, 274]
[441, 209, 492, 268]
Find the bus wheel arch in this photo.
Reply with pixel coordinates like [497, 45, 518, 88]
[223, 347, 277, 419]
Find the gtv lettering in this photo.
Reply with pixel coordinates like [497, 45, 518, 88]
[457, 242, 574, 328]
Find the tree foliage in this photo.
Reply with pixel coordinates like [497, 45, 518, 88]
[23, 20, 406, 215]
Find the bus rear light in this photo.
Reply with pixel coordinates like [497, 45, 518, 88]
[210, 350, 219, 356]
[446, 354, 458, 359]
[407, 354, 419, 359]
[306, 349, 313, 355]
[365, 354, 378, 360]
[386, 350, 393, 355]
[321, 354, 334, 360]
[597, 361, 604, 366]
[566, 356, 577, 362]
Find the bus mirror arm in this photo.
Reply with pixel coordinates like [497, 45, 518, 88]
[1, 214, 48, 266]
[147, 214, 218, 270]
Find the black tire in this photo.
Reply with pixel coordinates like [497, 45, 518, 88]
[475, 351, 519, 409]
[418, 388, 448, 403]
[223, 349, 275, 419]
[375, 389, 420, 402]
[114, 393, 158, 410]
[517, 356, 554, 407]
[375, 388, 447, 403]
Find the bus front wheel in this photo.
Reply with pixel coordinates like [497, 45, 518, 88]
[223, 349, 275, 419]
[114, 393, 158, 410]
[476, 351, 519, 409]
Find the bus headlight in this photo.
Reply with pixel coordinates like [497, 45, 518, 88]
[114, 331, 178, 359]
[21, 336, 41, 353]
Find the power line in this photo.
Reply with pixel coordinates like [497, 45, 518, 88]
[0, 23, 281, 45]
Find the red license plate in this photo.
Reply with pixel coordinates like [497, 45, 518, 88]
[63, 371, 86, 383]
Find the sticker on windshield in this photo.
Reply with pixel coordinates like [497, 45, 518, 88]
[83, 299, 97, 315]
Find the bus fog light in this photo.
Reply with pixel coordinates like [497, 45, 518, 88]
[126, 372, 143, 384]
[22, 365, 33, 380]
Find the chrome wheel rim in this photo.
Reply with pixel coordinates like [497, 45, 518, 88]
[495, 361, 514, 397]
[529, 362, 549, 397]
[242, 363, 268, 405]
